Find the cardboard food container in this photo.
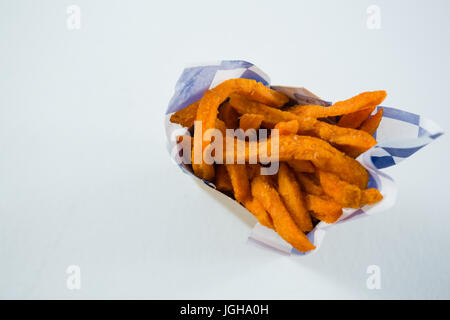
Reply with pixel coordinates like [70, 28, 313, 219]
[165, 60, 443, 255]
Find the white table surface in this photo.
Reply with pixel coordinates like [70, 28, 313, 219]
[1, 0, 449, 299]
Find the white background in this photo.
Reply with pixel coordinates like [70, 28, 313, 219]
[1, 0, 449, 299]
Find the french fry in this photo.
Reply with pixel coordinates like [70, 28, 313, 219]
[359, 108, 384, 135]
[277, 163, 313, 232]
[295, 172, 324, 196]
[215, 165, 233, 193]
[317, 170, 361, 208]
[226, 164, 251, 203]
[170, 100, 199, 128]
[251, 176, 316, 252]
[287, 160, 315, 173]
[239, 113, 265, 131]
[337, 106, 376, 129]
[246, 164, 261, 180]
[243, 197, 274, 229]
[360, 188, 383, 206]
[305, 194, 343, 224]
[274, 120, 299, 135]
[289, 91, 386, 118]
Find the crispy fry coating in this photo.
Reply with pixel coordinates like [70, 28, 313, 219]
[274, 120, 299, 135]
[170, 101, 200, 128]
[290, 91, 386, 118]
[305, 194, 343, 224]
[337, 105, 376, 129]
[192, 79, 288, 180]
[246, 164, 261, 180]
[223, 135, 369, 189]
[229, 94, 377, 151]
[317, 170, 361, 208]
[295, 172, 324, 196]
[277, 163, 313, 232]
[251, 176, 316, 252]
[215, 164, 233, 193]
[239, 113, 265, 131]
[226, 164, 251, 203]
[243, 197, 274, 229]
[359, 108, 384, 135]
[360, 188, 383, 206]
[287, 160, 315, 173]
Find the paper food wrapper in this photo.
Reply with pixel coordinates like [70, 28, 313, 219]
[165, 60, 444, 255]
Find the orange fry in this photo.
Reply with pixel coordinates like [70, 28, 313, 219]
[239, 113, 265, 131]
[317, 170, 361, 208]
[360, 188, 383, 206]
[274, 120, 299, 135]
[170, 100, 199, 128]
[337, 105, 376, 129]
[290, 91, 387, 118]
[251, 176, 315, 252]
[246, 164, 261, 180]
[359, 108, 384, 135]
[287, 160, 315, 173]
[305, 194, 343, 224]
[193, 79, 288, 180]
[215, 165, 233, 193]
[226, 164, 251, 203]
[277, 163, 313, 232]
[243, 197, 274, 229]
[295, 172, 324, 196]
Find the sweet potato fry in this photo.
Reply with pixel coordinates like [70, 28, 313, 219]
[359, 108, 384, 135]
[277, 163, 313, 232]
[289, 91, 387, 118]
[251, 176, 315, 252]
[218, 102, 239, 129]
[274, 120, 299, 135]
[317, 170, 361, 208]
[229, 94, 377, 152]
[193, 79, 289, 180]
[287, 160, 315, 173]
[243, 197, 274, 229]
[295, 172, 324, 196]
[223, 135, 369, 189]
[337, 105, 376, 129]
[226, 164, 251, 203]
[305, 194, 343, 224]
[360, 188, 383, 206]
[170, 100, 200, 128]
[239, 113, 265, 131]
[215, 165, 233, 193]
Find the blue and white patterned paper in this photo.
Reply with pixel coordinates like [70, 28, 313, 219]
[165, 60, 444, 255]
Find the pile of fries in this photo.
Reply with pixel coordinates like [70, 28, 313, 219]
[170, 78, 385, 252]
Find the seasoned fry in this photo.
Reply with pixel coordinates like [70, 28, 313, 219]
[337, 105, 376, 129]
[360, 188, 383, 206]
[317, 170, 361, 208]
[305, 194, 343, 224]
[290, 91, 387, 118]
[251, 176, 315, 252]
[226, 164, 251, 203]
[274, 120, 299, 135]
[295, 172, 324, 196]
[170, 100, 199, 128]
[359, 108, 384, 135]
[246, 163, 261, 180]
[224, 135, 370, 189]
[239, 113, 265, 131]
[287, 160, 315, 173]
[277, 163, 313, 232]
[215, 165, 233, 193]
[243, 197, 274, 229]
